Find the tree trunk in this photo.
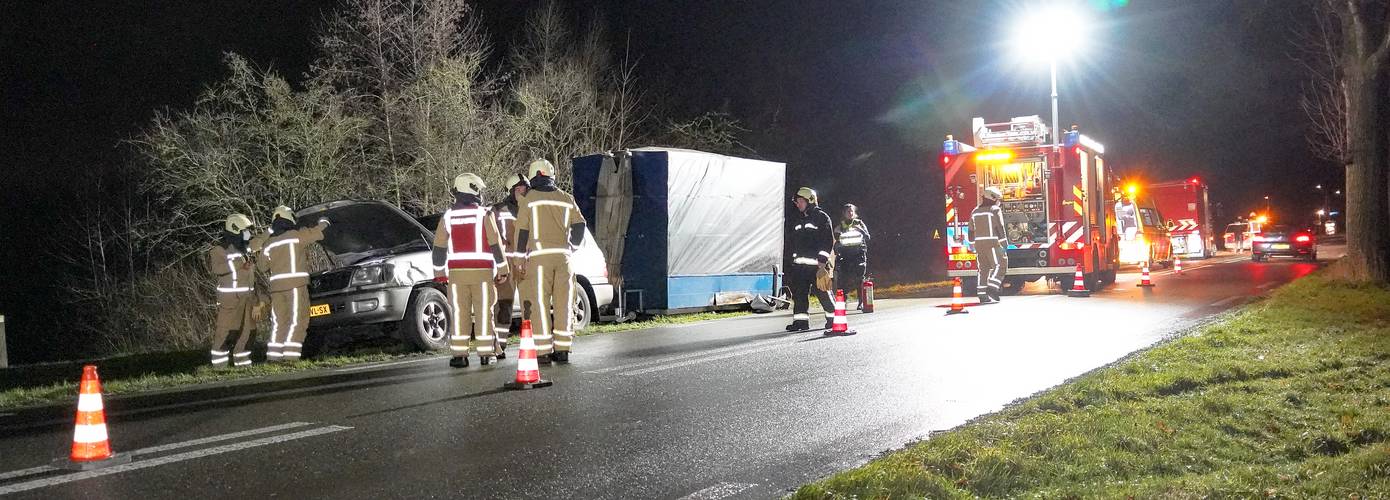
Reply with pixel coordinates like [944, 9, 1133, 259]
[1341, 62, 1390, 282]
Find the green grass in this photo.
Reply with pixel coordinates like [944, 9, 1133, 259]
[878, 280, 953, 298]
[0, 345, 421, 411]
[580, 311, 751, 335]
[794, 272, 1390, 499]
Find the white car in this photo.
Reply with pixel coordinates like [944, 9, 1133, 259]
[298, 200, 613, 352]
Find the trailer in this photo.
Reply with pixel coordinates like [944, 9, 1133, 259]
[939, 116, 1120, 294]
[572, 147, 785, 316]
[1149, 178, 1216, 259]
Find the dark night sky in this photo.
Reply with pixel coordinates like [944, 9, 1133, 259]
[1, 1, 1336, 360]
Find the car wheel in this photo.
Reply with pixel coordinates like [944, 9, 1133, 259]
[403, 288, 450, 351]
[572, 281, 594, 331]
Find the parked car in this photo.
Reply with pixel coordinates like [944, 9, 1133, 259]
[1251, 224, 1317, 262]
[297, 200, 613, 352]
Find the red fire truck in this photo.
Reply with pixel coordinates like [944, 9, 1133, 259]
[1149, 178, 1216, 259]
[940, 116, 1120, 294]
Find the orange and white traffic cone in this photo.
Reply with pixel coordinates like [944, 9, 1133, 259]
[946, 277, 969, 315]
[1067, 264, 1090, 297]
[57, 365, 129, 470]
[1137, 262, 1155, 287]
[826, 289, 857, 336]
[504, 320, 552, 390]
[1174, 257, 1183, 275]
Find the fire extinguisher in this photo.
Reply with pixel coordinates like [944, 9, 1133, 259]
[861, 278, 875, 313]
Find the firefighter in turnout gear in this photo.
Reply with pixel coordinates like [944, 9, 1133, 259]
[514, 159, 587, 364]
[255, 206, 329, 361]
[969, 187, 1008, 304]
[490, 173, 530, 353]
[433, 173, 511, 368]
[786, 187, 837, 331]
[834, 203, 870, 310]
[208, 214, 259, 368]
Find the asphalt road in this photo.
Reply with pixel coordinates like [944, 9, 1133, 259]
[0, 247, 1340, 499]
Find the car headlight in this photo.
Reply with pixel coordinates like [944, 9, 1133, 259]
[350, 264, 393, 287]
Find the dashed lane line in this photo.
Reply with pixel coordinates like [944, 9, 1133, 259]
[679, 482, 758, 500]
[0, 422, 316, 482]
[0, 424, 351, 495]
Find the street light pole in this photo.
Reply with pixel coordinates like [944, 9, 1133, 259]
[1050, 58, 1060, 147]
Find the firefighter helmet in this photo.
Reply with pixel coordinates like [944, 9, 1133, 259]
[272, 205, 296, 224]
[510, 173, 531, 189]
[453, 173, 486, 195]
[795, 187, 818, 205]
[527, 159, 555, 179]
[225, 213, 253, 233]
[983, 187, 1003, 202]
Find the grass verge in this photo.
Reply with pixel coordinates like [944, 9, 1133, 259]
[795, 272, 1390, 498]
[0, 344, 421, 411]
[580, 311, 751, 335]
[877, 280, 953, 299]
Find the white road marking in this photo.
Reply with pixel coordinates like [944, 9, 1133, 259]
[0, 422, 315, 482]
[0, 425, 351, 495]
[586, 336, 790, 375]
[1208, 296, 1245, 308]
[679, 482, 758, 500]
[622, 343, 786, 376]
[333, 355, 444, 373]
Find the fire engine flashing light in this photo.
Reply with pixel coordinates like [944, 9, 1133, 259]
[976, 150, 1014, 163]
[1256, 215, 1268, 224]
[1125, 183, 1138, 195]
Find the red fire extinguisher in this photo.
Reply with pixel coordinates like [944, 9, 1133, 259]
[861, 278, 875, 313]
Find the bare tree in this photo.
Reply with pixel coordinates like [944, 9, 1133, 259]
[1298, 0, 1390, 282]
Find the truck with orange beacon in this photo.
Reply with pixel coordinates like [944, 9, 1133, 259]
[940, 116, 1120, 294]
[1148, 177, 1217, 259]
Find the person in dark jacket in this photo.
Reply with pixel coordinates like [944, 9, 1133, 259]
[834, 203, 870, 310]
[786, 187, 836, 331]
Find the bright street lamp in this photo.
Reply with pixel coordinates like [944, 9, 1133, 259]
[1010, 4, 1092, 146]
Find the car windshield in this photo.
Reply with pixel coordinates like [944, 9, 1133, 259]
[302, 202, 432, 266]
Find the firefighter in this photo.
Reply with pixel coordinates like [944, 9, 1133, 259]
[786, 187, 836, 331]
[969, 187, 1008, 304]
[514, 159, 587, 364]
[256, 206, 329, 361]
[490, 173, 530, 357]
[433, 173, 510, 368]
[834, 203, 870, 310]
[208, 213, 259, 368]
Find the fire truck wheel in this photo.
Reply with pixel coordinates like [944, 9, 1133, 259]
[1100, 270, 1117, 286]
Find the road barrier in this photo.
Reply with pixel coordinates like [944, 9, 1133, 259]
[504, 320, 552, 390]
[946, 277, 969, 315]
[58, 365, 130, 470]
[826, 289, 857, 336]
[1067, 265, 1090, 298]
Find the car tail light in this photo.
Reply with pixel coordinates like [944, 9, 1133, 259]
[1295, 235, 1311, 243]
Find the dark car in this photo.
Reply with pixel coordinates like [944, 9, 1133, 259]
[1251, 224, 1317, 262]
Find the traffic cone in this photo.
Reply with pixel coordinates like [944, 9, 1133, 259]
[1137, 262, 1155, 287]
[504, 320, 552, 390]
[1174, 257, 1183, 275]
[946, 277, 969, 315]
[826, 289, 857, 336]
[1067, 264, 1090, 297]
[57, 365, 130, 470]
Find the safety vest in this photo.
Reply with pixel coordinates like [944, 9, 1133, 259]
[445, 206, 494, 270]
[838, 224, 865, 247]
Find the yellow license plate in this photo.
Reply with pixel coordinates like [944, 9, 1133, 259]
[1272, 244, 1290, 250]
[949, 253, 977, 261]
[309, 304, 331, 317]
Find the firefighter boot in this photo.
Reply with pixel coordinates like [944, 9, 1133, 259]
[785, 320, 810, 332]
[449, 356, 469, 368]
[480, 355, 494, 366]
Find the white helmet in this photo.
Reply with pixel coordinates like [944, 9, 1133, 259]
[272, 205, 296, 224]
[453, 173, 486, 196]
[527, 159, 555, 179]
[225, 213, 253, 233]
[983, 187, 1003, 202]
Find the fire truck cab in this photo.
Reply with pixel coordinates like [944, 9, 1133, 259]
[941, 116, 1120, 294]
